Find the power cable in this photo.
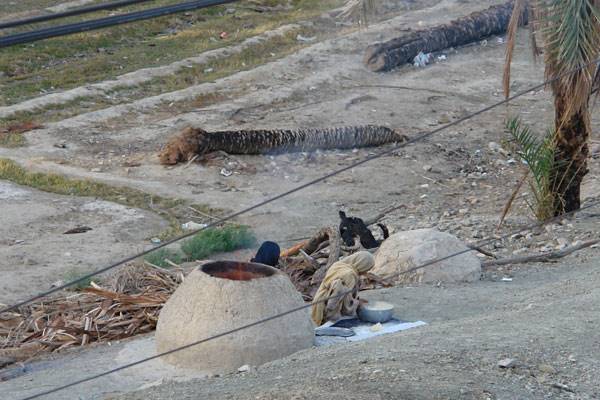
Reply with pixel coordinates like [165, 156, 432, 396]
[0, 0, 239, 48]
[0, 0, 155, 30]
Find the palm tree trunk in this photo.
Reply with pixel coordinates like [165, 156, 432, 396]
[551, 95, 591, 215]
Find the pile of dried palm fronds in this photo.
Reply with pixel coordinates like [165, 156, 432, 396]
[0, 264, 186, 363]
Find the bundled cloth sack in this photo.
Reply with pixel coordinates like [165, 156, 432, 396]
[311, 251, 375, 326]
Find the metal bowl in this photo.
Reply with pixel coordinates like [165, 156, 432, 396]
[357, 301, 395, 323]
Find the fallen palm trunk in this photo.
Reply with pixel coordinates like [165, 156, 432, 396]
[159, 125, 406, 165]
[364, 1, 524, 72]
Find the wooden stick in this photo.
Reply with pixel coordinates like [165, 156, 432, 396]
[467, 244, 496, 258]
[164, 259, 181, 269]
[298, 249, 319, 270]
[482, 239, 599, 268]
[188, 206, 220, 221]
[184, 154, 199, 168]
[280, 240, 309, 258]
[497, 169, 529, 230]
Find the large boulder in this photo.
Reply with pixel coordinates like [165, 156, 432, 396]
[371, 229, 481, 284]
[156, 261, 314, 374]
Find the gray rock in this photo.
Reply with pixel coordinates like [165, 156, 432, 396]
[488, 142, 501, 152]
[237, 365, 250, 373]
[371, 229, 482, 284]
[498, 358, 517, 368]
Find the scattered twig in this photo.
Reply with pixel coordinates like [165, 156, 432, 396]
[498, 169, 529, 229]
[482, 239, 599, 267]
[188, 206, 220, 221]
[467, 244, 497, 258]
[550, 383, 575, 393]
[281, 240, 309, 258]
[345, 84, 448, 95]
[183, 154, 199, 168]
[164, 259, 181, 268]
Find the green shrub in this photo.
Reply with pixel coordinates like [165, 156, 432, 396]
[144, 248, 185, 268]
[181, 225, 256, 260]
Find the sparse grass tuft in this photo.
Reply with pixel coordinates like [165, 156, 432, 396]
[0, 157, 180, 209]
[0, 132, 26, 148]
[181, 225, 255, 260]
[0, 158, 219, 239]
[144, 248, 184, 268]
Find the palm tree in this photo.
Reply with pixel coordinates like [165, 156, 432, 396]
[345, 0, 599, 215]
[504, 0, 600, 215]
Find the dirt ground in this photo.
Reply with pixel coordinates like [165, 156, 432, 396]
[1, 0, 600, 398]
[0, 181, 168, 304]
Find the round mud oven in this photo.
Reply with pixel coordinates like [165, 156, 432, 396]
[155, 261, 314, 374]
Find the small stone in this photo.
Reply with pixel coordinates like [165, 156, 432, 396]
[238, 364, 250, 373]
[150, 238, 161, 244]
[511, 233, 524, 241]
[437, 114, 451, 124]
[220, 168, 233, 177]
[538, 364, 557, 374]
[506, 158, 517, 165]
[90, 168, 102, 172]
[498, 358, 517, 368]
[50, 280, 65, 288]
[556, 237, 569, 250]
[422, 165, 433, 172]
[488, 142, 501, 152]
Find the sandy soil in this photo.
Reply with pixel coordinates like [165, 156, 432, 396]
[3, 253, 599, 400]
[0, 181, 168, 305]
[1, 0, 600, 398]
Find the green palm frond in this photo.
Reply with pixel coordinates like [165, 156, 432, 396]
[506, 117, 559, 220]
[534, 0, 600, 115]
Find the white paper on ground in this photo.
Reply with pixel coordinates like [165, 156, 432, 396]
[314, 318, 427, 346]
